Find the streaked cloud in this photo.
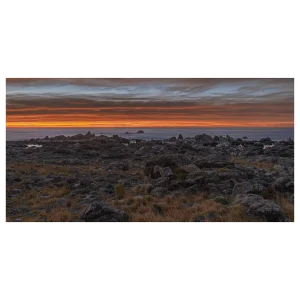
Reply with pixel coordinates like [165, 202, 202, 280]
[6, 78, 294, 128]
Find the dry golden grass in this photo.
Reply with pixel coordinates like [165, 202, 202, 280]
[273, 196, 294, 222]
[46, 207, 74, 222]
[7, 161, 293, 222]
[110, 193, 255, 222]
[231, 157, 275, 171]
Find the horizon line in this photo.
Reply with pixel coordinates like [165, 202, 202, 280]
[6, 126, 294, 129]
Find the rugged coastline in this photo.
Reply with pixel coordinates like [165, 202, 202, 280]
[6, 131, 294, 222]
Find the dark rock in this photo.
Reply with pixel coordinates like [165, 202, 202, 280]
[54, 147, 72, 154]
[134, 147, 148, 157]
[137, 130, 144, 133]
[195, 133, 213, 142]
[195, 158, 234, 169]
[56, 197, 69, 206]
[145, 156, 178, 177]
[10, 189, 22, 195]
[181, 164, 200, 173]
[168, 136, 177, 142]
[241, 145, 264, 156]
[152, 204, 164, 215]
[150, 187, 168, 197]
[232, 194, 287, 222]
[12, 218, 23, 222]
[184, 202, 200, 208]
[133, 184, 154, 194]
[178, 134, 183, 140]
[271, 177, 294, 193]
[152, 166, 174, 180]
[80, 201, 129, 222]
[194, 215, 206, 222]
[232, 180, 265, 195]
[260, 137, 272, 144]
[186, 184, 200, 194]
[168, 181, 182, 191]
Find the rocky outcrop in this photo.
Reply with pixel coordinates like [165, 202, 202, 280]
[80, 202, 129, 222]
[232, 194, 287, 222]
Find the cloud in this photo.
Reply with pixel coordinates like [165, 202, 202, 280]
[6, 78, 294, 104]
[6, 78, 294, 127]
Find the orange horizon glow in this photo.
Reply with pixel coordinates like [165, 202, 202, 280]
[6, 121, 294, 128]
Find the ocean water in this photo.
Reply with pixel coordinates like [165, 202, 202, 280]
[6, 127, 294, 142]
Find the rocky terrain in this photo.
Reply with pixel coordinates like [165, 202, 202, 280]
[6, 131, 294, 222]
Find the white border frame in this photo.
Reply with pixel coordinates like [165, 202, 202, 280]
[4, 76, 296, 224]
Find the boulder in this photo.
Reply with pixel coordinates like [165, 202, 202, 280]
[80, 202, 129, 222]
[232, 180, 265, 195]
[232, 194, 287, 222]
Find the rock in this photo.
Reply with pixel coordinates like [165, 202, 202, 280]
[194, 215, 206, 222]
[195, 157, 234, 169]
[178, 134, 183, 139]
[232, 180, 265, 195]
[271, 177, 294, 193]
[30, 170, 39, 176]
[241, 145, 264, 156]
[158, 166, 174, 178]
[10, 189, 22, 195]
[80, 202, 129, 222]
[150, 165, 175, 180]
[85, 131, 95, 137]
[186, 184, 200, 194]
[181, 164, 200, 173]
[168, 136, 177, 142]
[242, 136, 248, 139]
[56, 197, 69, 206]
[145, 156, 178, 178]
[78, 195, 99, 204]
[150, 187, 168, 198]
[232, 194, 287, 222]
[121, 163, 129, 171]
[12, 218, 23, 222]
[195, 133, 213, 142]
[184, 202, 200, 208]
[134, 147, 148, 157]
[133, 184, 154, 194]
[137, 130, 144, 133]
[153, 204, 164, 215]
[168, 181, 182, 191]
[133, 196, 144, 201]
[54, 147, 72, 154]
[260, 137, 272, 144]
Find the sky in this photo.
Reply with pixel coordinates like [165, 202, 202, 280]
[6, 78, 294, 128]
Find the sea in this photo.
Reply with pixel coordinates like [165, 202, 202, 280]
[6, 127, 294, 142]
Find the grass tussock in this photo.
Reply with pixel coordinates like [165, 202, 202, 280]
[218, 167, 231, 173]
[273, 196, 294, 222]
[114, 184, 126, 199]
[231, 157, 275, 171]
[47, 207, 74, 222]
[110, 193, 255, 222]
